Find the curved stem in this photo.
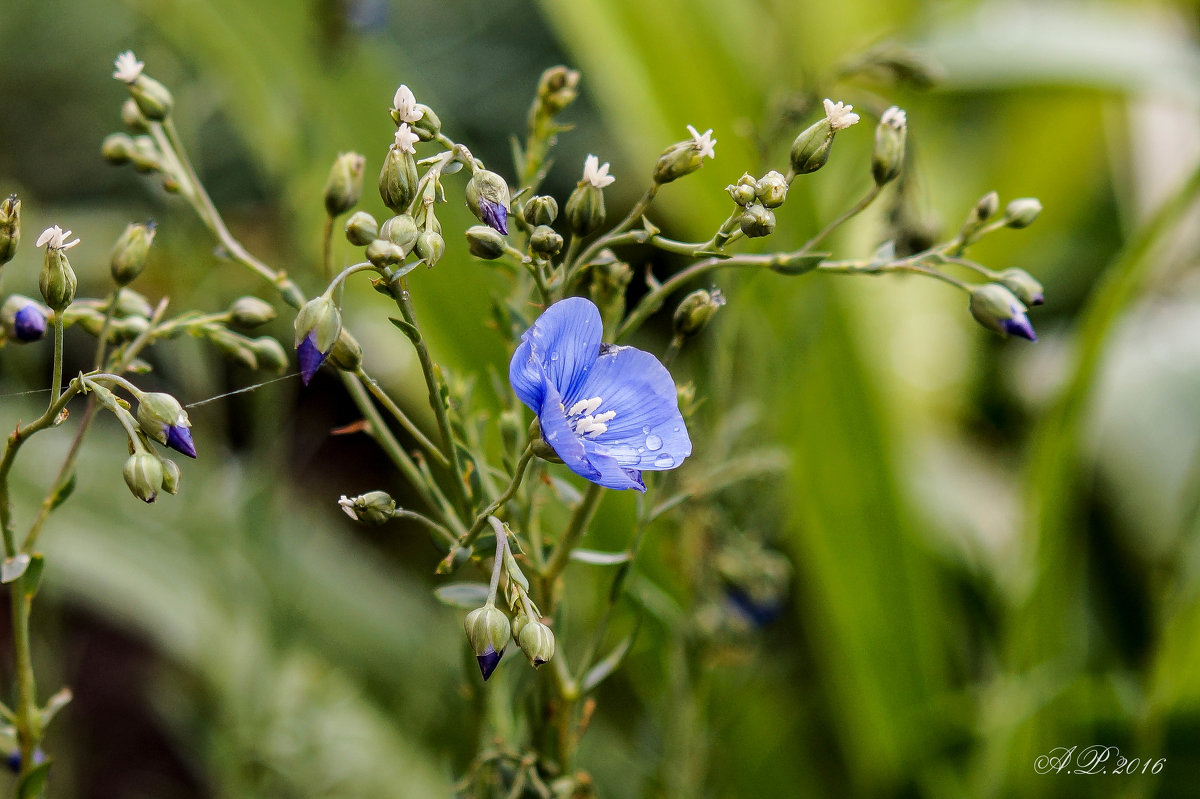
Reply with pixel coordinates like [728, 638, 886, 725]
[354, 367, 449, 468]
[799, 183, 881, 254]
[571, 186, 659, 275]
[541, 483, 605, 586]
[460, 446, 534, 548]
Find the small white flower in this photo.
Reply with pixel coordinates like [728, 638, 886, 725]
[391, 84, 423, 124]
[113, 50, 144, 83]
[686, 125, 717, 160]
[881, 106, 907, 129]
[35, 225, 80, 251]
[393, 123, 419, 154]
[581, 154, 615, 188]
[822, 99, 860, 131]
[337, 496, 359, 520]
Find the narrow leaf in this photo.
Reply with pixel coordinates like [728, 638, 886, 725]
[433, 582, 490, 609]
[582, 624, 640, 692]
[570, 549, 632, 566]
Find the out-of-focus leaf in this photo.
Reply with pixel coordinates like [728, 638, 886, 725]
[569, 549, 632, 566]
[433, 582, 491, 609]
[581, 624, 639, 693]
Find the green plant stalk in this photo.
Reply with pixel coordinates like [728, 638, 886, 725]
[49, 313, 65, 406]
[90, 287, 122, 371]
[354, 368, 449, 468]
[393, 276, 471, 518]
[570, 186, 659, 278]
[798, 183, 881, 254]
[460, 446, 534, 548]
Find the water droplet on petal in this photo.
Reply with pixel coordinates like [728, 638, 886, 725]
[550, 352, 559, 361]
[645, 434, 663, 451]
[654, 453, 675, 468]
[641, 425, 650, 434]
[673, 427, 680, 433]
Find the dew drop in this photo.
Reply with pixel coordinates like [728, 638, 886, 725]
[645, 434, 663, 451]
[641, 425, 651, 434]
[550, 352, 559, 361]
[653, 453, 675, 468]
[637, 447, 645, 454]
[673, 427, 680, 433]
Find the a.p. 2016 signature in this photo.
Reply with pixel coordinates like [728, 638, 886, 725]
[1035, 745, 1165, 775]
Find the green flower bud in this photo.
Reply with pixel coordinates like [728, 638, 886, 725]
[365, 238, 406, 268]
[109, 220, 157, 286]
[337, 491, 396, 526]
[565, 184, 606, 236]
[871, 107, 907, 187]
[344, 211, 378, 246]
[129, 136, 162, 173]
[969, 283, 1036, 341]
[378, 144, 419, 213]
[739, 204, 776, 238]
[973, 191, 999, 223]
[727, 174, 758, 207]
[789, 118, 834, 176]
[512, 611, 532, 644]
[997, 268, 1045, 307]
[136, 392, 196, 458]
[653, 125, 717, 184]
[249, 336, 289, 374]
[0, 195, 19, 265]
[1004, 198, 1042, 229]
[523, 195, 559, 226]
[37, 227, 79, 312]
[128, 73, 173, 121]
[464, 604, 511, 680]
[123, 450, 164, 503]
[121, 97, 151, 133]
[755, 171, 788, 208]
[209, 328, 260, 370]
[414, 230, 445, 267]
[323, 152, 366, 217]
[294, 296, 342, 383]
[529, 225, 563, 259]
[410, 104, 441, 140]
[116, 290, 154, 319]
[227, 296, 276, 328]
[327, 328, 362, 372]
[517, 619, 555, 667]
[466, 225, 506, 260]
[160, 457, 181, 495]
[101, 133, 136, 166]
[465, 170, 511, 234]
[536, 66, 581, 116]
[380, 214, 419, 253]
[673, 288, 725, 337]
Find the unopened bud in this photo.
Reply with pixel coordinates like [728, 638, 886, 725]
[228, 296, 277, 328]
[871, 107, 907, 186]
[565, 184, 606, 235]
[101, 134, 136, 166]
[380, 214, 419, 253]
[37, 227, 79, 312]
[673, 288, 725, 337]
[121, 97, 151, 133]
[464, 604, 511, 681]
[208, 328, 259, 370]
[727, 175, 758, 207]
[739, 204, 776, 238]
[997, 268, 1044, 307]
[337, 491, 396, 526]
[465, 170, 511, 235]
[344, 211, 378, 246]
[523, 195, 559, 226]
[160, 457, 181, 495]
[116, 290, 154, 319]
[1004, 198, 1042, 229]
[969, 283, 1036, 341]
[789, 118, 834, 176]
[365, 238, 406, 268]
[529, 225, 563, 259]
[326, 328, 362, 372]
[136, 392, 196, 458]
[128, 74, 174, 121]
[654, 142, 702, 184]
[294, 296, 342, 385]
[123, 450, 164, 503]
[414, 230, 445, 267]
[0, 195, 19, 266]
[466, 225, 506, 260]
[973, 191, 999, 223]
[378, 145, 419, 213]
[1, 295, 49, 343]
[755, 171, 788, 208]
[323, 152, 365, 217]
[536, 66, 581, 116]
[410, 104, 441, 140]
[109, 220, 157, 286]
[517, 619, 556, 667]
[249, 336, 289, 374]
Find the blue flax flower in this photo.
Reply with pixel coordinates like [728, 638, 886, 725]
[509, 297, 691, 491]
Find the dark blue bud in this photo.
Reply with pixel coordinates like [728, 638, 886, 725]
[1002, 314, 1037, 342]
[5, 748, 46, 774]
[479, 200, 508, 235]
[297, 331, 329, 385]
[166, 424, 197, 459]
[13, 304, 48, 342]
[725, 586, 785, 628]
[476, 646, 504, 681]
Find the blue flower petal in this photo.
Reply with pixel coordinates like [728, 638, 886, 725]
[509, 297, 602, 412]
[297, 331, 328, 385]
[579, 442, 646, 491]
[537, 368, 601, 483]
[576, 345, 691, 471]
[166, 424, 197, 459]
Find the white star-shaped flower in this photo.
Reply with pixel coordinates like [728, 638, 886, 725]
[391, 85, 423, 124]
[337, 495, 358, 520]
[113, 50, 144, 83]
[823, 99, 860, 131]
[686, 125, 717, 160]
[881, 106, 907, 129]
[581, 154, 615, 188]
[393, 123, 419, 154]
[35, 225, 80, 251]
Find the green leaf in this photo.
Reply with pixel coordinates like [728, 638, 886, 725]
[770, 252, 828, 276]
[22, 555, 44, 598]
[569, 549, 632, 566]
[387, 316, 422, 345]
[1, 555, 31, 584]
[17, 760, 52, 799]
[581, 623, 640, 693]
[433, 582, 490, 609]
[48, 473, 75, 511]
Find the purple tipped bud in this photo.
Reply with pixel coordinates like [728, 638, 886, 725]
[297, 331, 328, 385]
[1002, 314, 1037, 342]
[969, 283, 1037, 342]
[479, 199, 508, 235]
[476, 647, 504, 681]
[13, 303, 48, 342]
[166, 424, 197, 458]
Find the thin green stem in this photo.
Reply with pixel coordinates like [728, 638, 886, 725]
[49, 313, 65, 407]
[486, 516, 508, 604]
[571, 186, 659, 275]
[322, 214, 335, 282]
[542, 483, 605, 586]
[799, 183, 882, 254]
[460, 446, 534, 548]
[390, 508, 456, 547]
[91, 287, 121, 371]
[354, 367, 449, 468]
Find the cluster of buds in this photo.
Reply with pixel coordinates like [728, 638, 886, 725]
[102, 52, 181, 193]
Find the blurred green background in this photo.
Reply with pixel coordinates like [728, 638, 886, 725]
[3, 0, 1200, 796]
